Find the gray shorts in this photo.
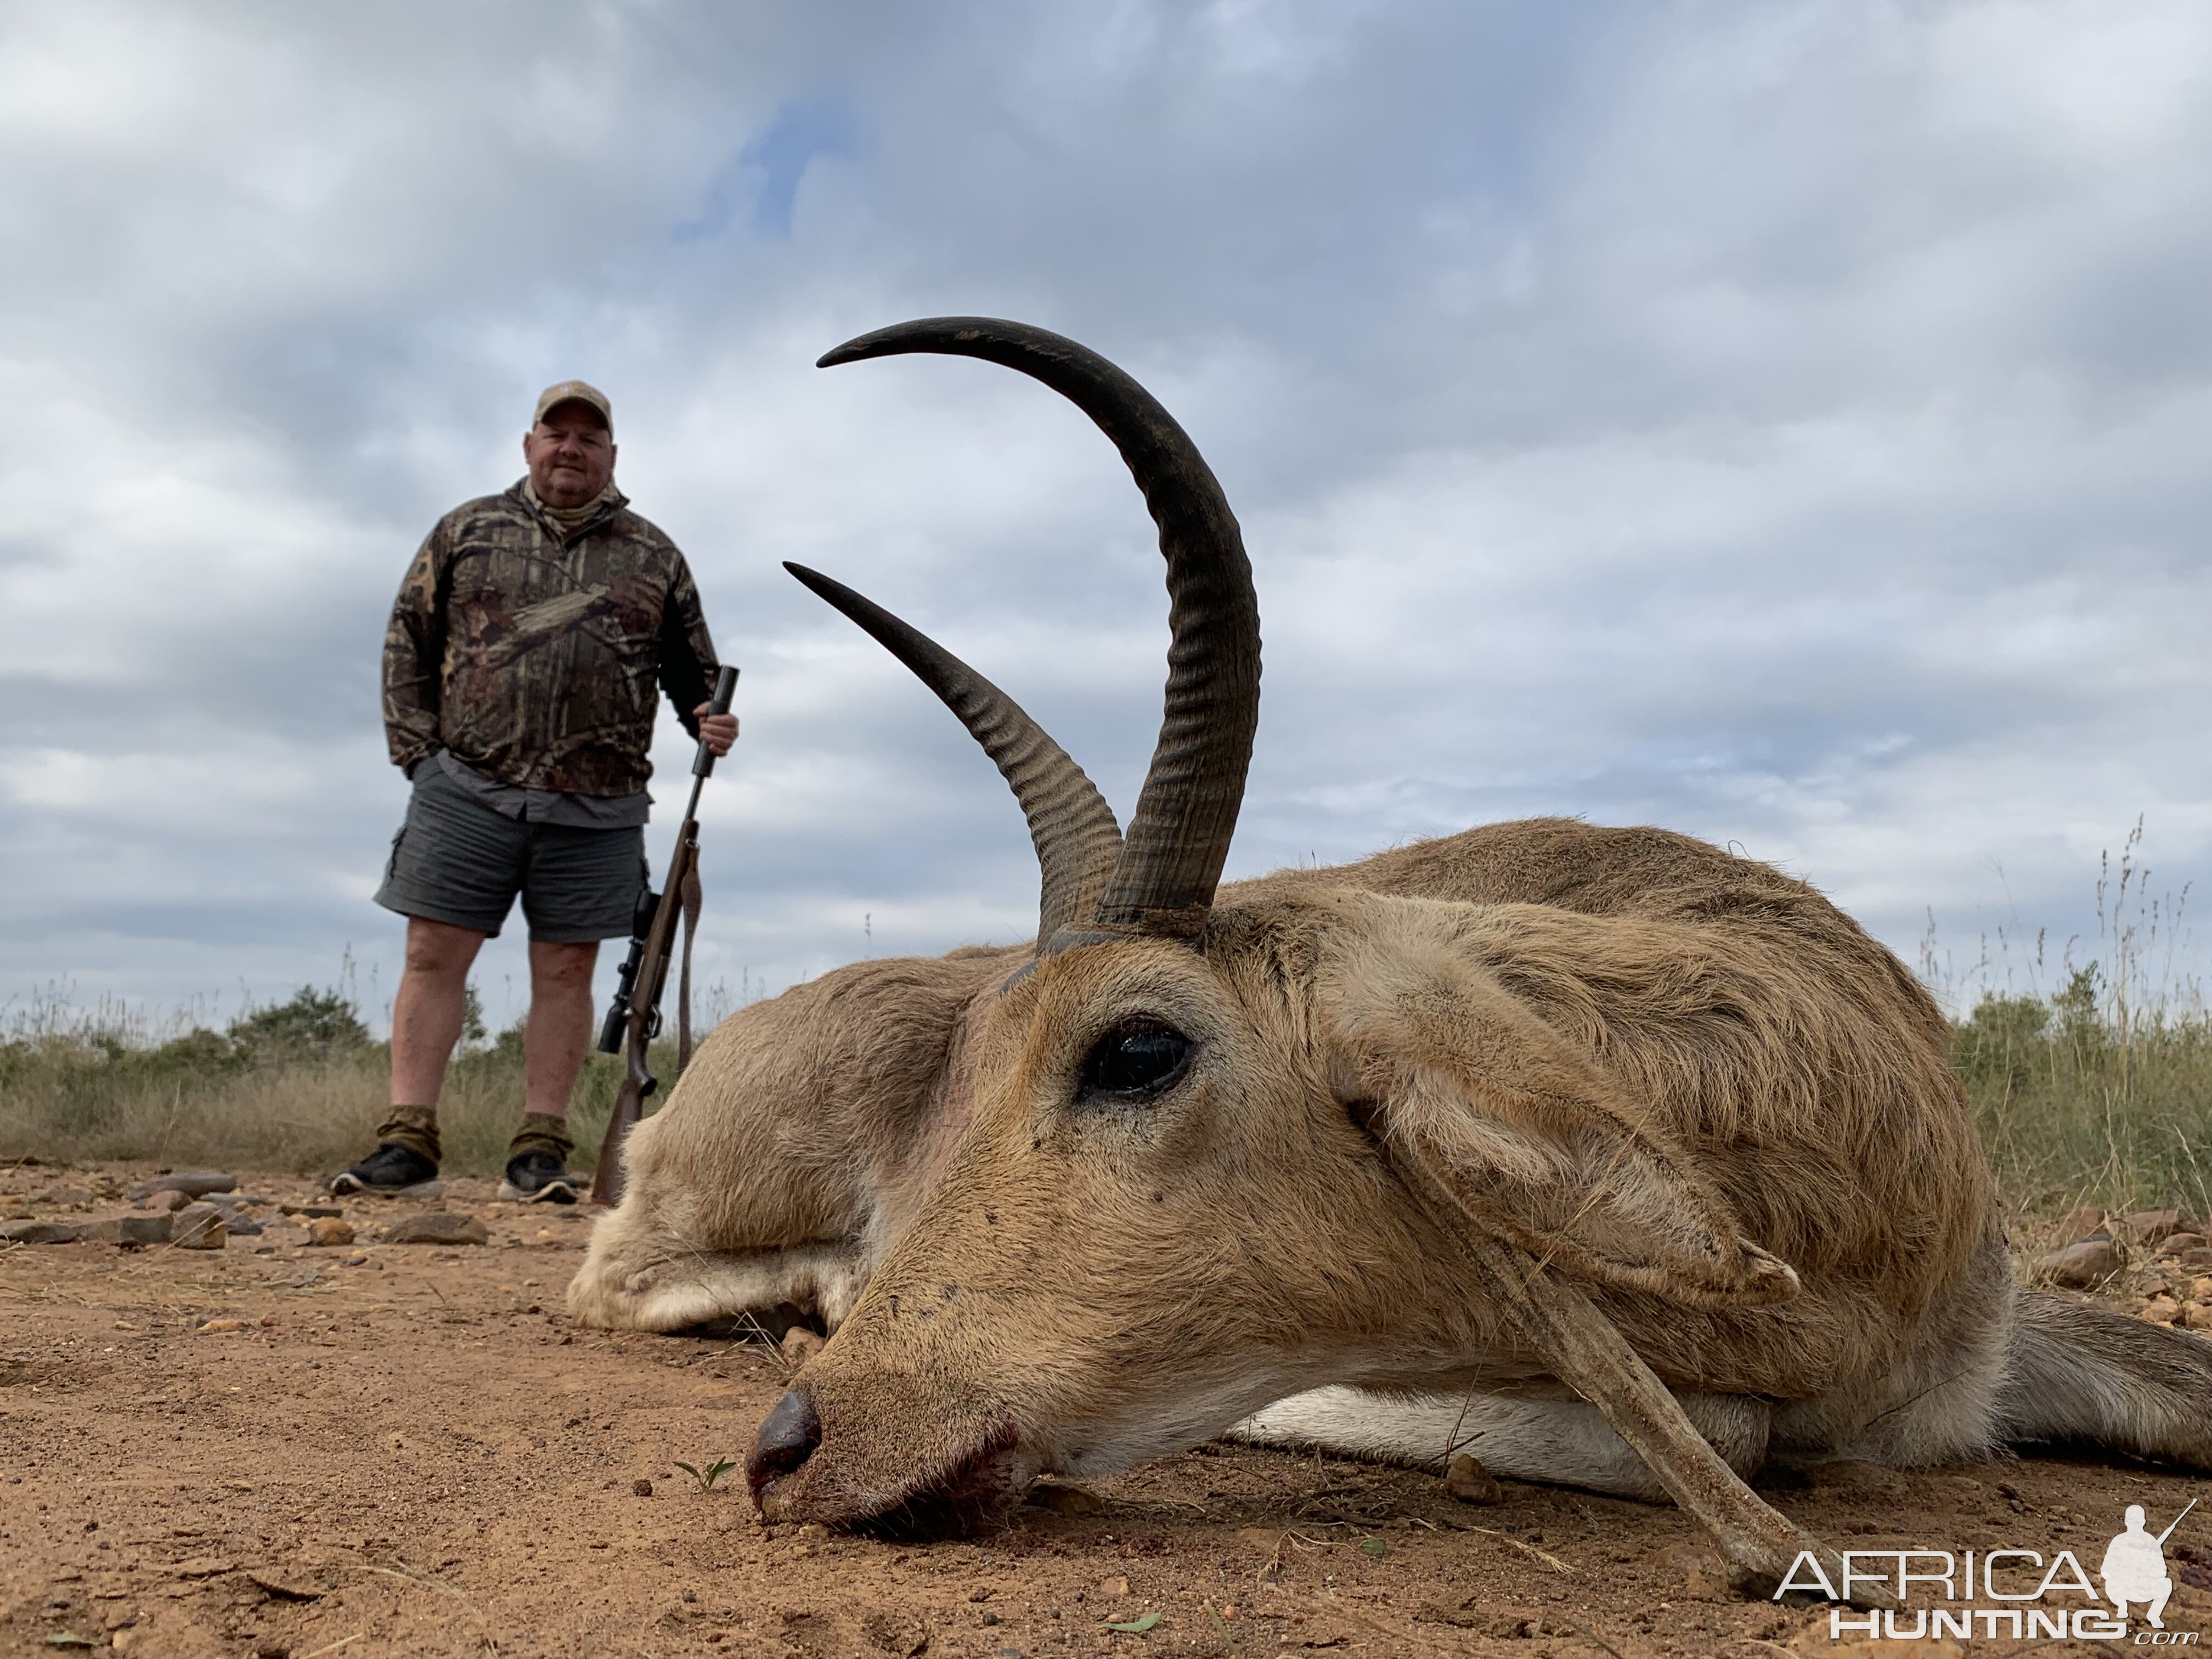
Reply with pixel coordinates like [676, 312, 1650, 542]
[374, 761, 647, 943]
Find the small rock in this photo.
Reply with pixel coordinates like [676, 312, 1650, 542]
[1444, 1452, 1504, 1505]
[2160, 1232, 2208, 1255]
[345, 1251, 369, 1266]
[1102, 1576, 1130, 1598]
[2142, 1296, 2182, 1325]
[633, 1478, 654, 1497]
[279, 1203, 343, 1218]
[128, 1171, 236, 1201]
[1026, 1481, 1105, 1516]
[170, 1203, 228, 1250]
[148, 1190, 192, 1214]
[0, 1220, 84, 1245]
[80, 1216, 173, 1248]
[2037, 1236, 2121, 1287]
[796, 1523, 829, 1540]
[2182, 1302, 2212, 1332]
[198, 1319, 246, 1334]
[2053, 1205, 2108, 1244]
[303, 1218, 354, 1248]
[780, 1327, 825, 1365]
[2184, 1248, 2212, 1269]
[381, 1213, 489, 1246]
[2120, 1208, 2185, 1242]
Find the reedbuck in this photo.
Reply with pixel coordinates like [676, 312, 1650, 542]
[576, 319, 2212, 1594]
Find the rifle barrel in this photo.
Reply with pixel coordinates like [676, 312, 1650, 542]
[591, 660, 738, 1207]
[2156, 1495, 2198, 1545]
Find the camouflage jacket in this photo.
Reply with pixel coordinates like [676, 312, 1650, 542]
[382, 481, 719, 797]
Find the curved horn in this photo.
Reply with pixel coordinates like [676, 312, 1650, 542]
[785, 561, 1123, 947]
[818, 318, 1260, 941]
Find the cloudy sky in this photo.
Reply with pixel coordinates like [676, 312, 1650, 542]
[4, 1, 2209, 1038]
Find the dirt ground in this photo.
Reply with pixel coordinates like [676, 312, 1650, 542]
[3, 1163, 2209, 1659]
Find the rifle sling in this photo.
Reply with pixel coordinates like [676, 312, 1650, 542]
[677, 826, 703, 1073]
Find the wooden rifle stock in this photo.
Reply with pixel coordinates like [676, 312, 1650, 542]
[590, 663, 738, 1206]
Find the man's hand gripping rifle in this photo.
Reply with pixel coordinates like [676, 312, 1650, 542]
[590, 663, 739, 1206]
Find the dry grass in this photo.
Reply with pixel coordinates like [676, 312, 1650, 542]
[0, 985, 666, 1178]
[1956, 980, 2212, 1224]
[1932, 818, 2211, 1226]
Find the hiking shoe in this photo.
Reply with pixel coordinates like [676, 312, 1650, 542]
[498, 1150, 580, 1205]
[329, 1142, 443, 1198]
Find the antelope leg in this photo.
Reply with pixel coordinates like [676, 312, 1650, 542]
[1460, 1230, 1894, 1611]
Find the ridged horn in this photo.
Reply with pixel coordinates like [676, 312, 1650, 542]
[784, 561, 1123, 948]
[818, 318, 1260, 941]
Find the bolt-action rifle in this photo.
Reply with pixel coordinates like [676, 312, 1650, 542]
[589, 662, 739, 1206]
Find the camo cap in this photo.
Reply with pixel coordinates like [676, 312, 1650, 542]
[532, 379, 613, 434]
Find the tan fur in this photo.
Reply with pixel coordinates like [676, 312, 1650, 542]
[573, 817, 2212, 1527]
[568, 945, 1018, 1333]
[579, 816, 1833, 1333]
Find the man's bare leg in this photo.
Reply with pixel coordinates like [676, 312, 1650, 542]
[390, 917, 489, 1106]
[498, 939, 601, 1202]
[523, 940, 600, 1117]
[333, 916, 486, 1194]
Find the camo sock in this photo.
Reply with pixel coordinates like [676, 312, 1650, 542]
[506, 1112, 573, 1167]
[375, 1103, 442, 1166]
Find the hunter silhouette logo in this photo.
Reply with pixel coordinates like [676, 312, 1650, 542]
[2104, 1499, 2196, 1631]
[1774, 1495, 2202, 1643]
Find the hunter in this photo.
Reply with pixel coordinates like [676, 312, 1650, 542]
[340, 380, 738, 1202]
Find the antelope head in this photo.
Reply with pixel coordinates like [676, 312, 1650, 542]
[748, 319, 1798, 1536]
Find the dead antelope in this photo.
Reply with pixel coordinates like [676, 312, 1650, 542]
[704, 317, 2212, 1593]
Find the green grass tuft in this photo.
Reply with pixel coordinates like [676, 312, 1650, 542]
[1957, 966, 2212, 1224]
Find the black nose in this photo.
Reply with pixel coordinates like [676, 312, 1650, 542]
[747, 1385, 822, 1498]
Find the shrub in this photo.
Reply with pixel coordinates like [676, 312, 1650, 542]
[228, 985, 373, 1062]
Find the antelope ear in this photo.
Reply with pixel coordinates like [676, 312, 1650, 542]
[1322, 934, 1801, 1310]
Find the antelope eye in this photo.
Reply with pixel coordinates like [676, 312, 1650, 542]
[1080, 1019, 1192, 1098]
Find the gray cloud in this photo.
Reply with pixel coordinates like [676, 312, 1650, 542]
[3, 0, 2209, 1038]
